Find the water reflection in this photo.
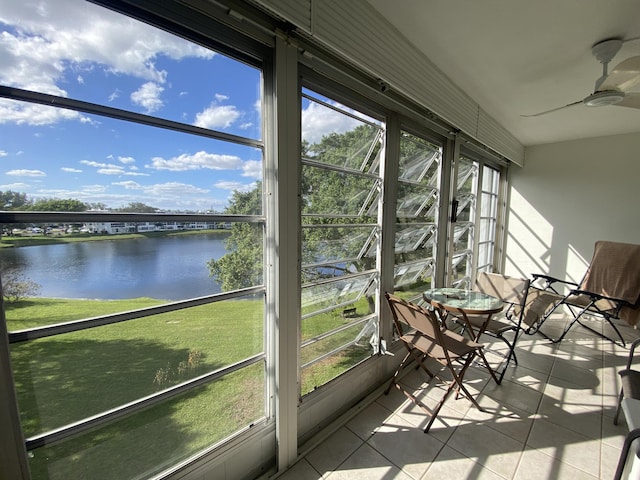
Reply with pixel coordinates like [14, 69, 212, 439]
[0, 234, 228, 300]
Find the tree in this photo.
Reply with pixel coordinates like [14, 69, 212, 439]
[117, 202, 158, 213]
[207, 184, 262, 291]
[30, 198, 88, 212]
[208, 124, 383, 295]
[1, 267, 41, 303]
[0, 190, 30, 209]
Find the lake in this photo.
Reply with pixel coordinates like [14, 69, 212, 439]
[0, 234, 229, 300]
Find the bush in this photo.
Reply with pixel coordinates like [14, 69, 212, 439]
[1, 267, 41, 303]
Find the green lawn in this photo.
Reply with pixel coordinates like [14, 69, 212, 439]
[5, 293, 376, 479]
[6, 296, 264, 480]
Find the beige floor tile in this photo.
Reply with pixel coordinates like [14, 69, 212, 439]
[346, 401, 396, 441]
[446, 422, 525, 478]
[324, 443, 413, 480]
[601, 440, 625, 480]
[514, 447, 598, 480]
[537, 396, 603, 439]
[366, 413, 445, 479]
[275, 459, 323, 480]
[305, 427, 363, 476]
[468, 396, 536, 444]
[421, 445, 505, 480]
[482, 377, 544, 414]
[527, 418, 601, 477]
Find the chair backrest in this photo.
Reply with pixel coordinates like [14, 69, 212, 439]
[581, 241, 640, 305]
[475, 272, 530, 307]
[385, 293, 441, 340]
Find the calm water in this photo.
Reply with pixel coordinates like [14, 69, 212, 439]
[0, 234, 229, 300]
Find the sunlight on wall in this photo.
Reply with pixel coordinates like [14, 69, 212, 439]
[504, 187, 554, 279]
[566, 243, 589, 285]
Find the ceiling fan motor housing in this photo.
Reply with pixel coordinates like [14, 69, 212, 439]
[583, 90, 625, 107]
[592, 38, 623, 64]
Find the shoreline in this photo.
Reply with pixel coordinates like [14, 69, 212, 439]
[0, 229, 230, 249]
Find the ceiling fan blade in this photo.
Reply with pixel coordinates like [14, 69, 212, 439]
[520, 100, 582, 117]
[613, 92, 640, 110]
[600, 56, 640, 92]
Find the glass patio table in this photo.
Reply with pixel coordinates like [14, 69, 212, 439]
[423, 287, 504, 383]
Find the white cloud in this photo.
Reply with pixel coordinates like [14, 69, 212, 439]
[82, 185, 108, 193]
[61, 167, 82, 173]
[301, 101, 377, 144]
[242, 160, 262, 179]
[113, 181, 142, 190]
[81, 160, 109, 168]
[108, 89, 120, 102]
[0, 182, 30, 190]
[0, 0, 215, 124]
[118, 156, 135, 164]
[131, 82, 164, 113]
[97, 167, 128, 175]
[147, 151, 242, 171]
[214, 180, 256, 193]
[81, 159, 148, 176]
[112, 180, 209, 196]
[193, 104, 240, 129]
[0, 98, 91, 126]
[77, 75, 84, 84]
[215, 93, 229, 101]
[6, 169, 46, 177]
[0, 150, 7, 157]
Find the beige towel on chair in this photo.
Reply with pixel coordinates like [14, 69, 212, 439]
[581, 241, 640, 326]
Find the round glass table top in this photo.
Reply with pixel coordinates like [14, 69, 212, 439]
[423, 288, 503, 314]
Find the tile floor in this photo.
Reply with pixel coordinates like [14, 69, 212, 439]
[277, 315, 640, 479]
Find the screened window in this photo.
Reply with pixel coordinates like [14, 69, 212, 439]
[449, 153, 503, 286]
[0, 2, 266, 478]
[299, 89, 383, 396]
[450, 155, 478, 288]
[393, 131, 442, 303]
[477, 165, 500, 272]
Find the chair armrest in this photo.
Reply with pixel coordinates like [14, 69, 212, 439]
[531, 273, 579, 293]
[627, 338, 640, 369]
[570, 288, 631, 306]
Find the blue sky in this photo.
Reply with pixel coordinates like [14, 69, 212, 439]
[0, 0, 372, 212]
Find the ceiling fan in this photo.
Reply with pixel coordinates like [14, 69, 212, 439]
[522, 38, 640, 117]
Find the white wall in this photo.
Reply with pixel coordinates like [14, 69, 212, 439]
[504, 132, 640, 284]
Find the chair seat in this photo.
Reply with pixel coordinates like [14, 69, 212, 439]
[401, 329, 482, 359]
[466, 314, 514, 336]
[565, 293, 617, 312]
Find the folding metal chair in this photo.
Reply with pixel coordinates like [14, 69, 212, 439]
[384, 292, 486, 433]
[530, 241, 640, 347]
[462, 272, 530, 384]
[614, 338, 640, 425]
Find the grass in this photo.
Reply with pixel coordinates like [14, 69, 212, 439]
[6, 296, 264, 480]
[4, 274, 418, 478]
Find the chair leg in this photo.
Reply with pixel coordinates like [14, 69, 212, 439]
[476, 348, 500, 384]
[614, 389, 624, 426]
[385, 351, 412, 395]
[448, 354, 485, 412]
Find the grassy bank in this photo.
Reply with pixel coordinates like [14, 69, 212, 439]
[0, 229, 229, 249]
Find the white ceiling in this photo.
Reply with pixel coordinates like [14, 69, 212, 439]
[365, 0, 640, 147]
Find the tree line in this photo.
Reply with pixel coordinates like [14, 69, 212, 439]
[0, 191, 161, 213]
